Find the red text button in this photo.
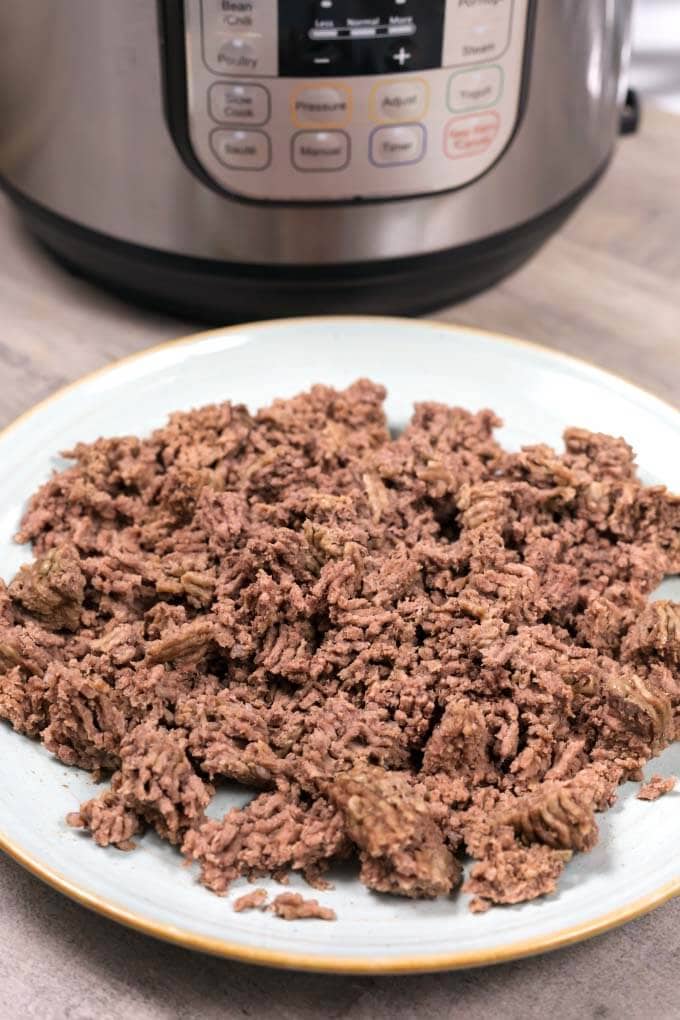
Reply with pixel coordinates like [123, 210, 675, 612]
[443, 111, 500, 159]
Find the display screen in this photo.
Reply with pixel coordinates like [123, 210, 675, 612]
[279, 0, 447, 78]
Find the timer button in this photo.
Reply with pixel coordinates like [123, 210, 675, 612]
[369, 124, 426, 167]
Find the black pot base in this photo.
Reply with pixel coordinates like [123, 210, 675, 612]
[0, 166, 608, 324]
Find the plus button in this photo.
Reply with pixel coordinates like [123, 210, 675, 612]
[392, 46, 412, 66]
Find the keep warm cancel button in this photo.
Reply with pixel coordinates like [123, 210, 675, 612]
[443, 112, 500, 159]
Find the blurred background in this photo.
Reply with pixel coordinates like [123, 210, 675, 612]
[632, 0, 680, 111]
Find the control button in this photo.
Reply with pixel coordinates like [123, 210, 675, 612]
[390, 43, 414, 68]
[291, 86, 352, 128]
[209, 82, 270, 125]
[370, 124, 426, 167]
[443, 0, 513, 66]
[370, 79, 429, 123]
[292, 131, 350, 172]
[211, 0, 255, 31]
[448, 65, 503, 112]
[201, 0, 278, 76]
[210, 128, 271, 170]
[443, 112, 500, 159]
[216, 36, 260, 73]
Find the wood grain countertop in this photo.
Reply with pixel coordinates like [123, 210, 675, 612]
[0, 107, 678, 1020]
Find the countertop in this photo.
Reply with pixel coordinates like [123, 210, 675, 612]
[0, 107, 678, 1020]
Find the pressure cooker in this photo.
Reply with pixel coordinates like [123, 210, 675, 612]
[0, 1, 636, 320]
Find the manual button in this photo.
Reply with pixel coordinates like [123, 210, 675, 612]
[209, 82, 270, 125]
[370, 79, 429, 123]
[210, 128, 271, 170]
[292, 131, 350, 172]
[291, 86, 352, 128]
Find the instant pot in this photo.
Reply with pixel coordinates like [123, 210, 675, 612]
[0, 1, 636, 320]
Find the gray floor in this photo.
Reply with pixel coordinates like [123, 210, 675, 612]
[631, 0, 680, 112]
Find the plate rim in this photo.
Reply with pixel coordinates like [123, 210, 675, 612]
[1, 314, 678, 974]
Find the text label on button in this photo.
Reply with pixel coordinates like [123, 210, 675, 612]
[210, 128, 271, 170]
[369, 124, 426, 167]
[443, 112, 500, 159]
[292, 131, 351, 172]
[369, 78, 429, 123]
[209, 82, 271, 125]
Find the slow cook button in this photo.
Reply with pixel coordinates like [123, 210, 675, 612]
[369, 78, 429, 123]
[210, 128, 271, 170]
[209, 82, 270, 125]
[369, 124, 426, 167]
[292, 86, 352, 127]
[443, 112, 500, 159]
[292, 131, 350, 171]
[448, 65, 503, 112]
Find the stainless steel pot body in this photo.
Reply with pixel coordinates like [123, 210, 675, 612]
[0, 1, 632, 267]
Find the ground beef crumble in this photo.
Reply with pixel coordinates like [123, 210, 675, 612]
[269, 893, 336, 921]
[637, 774, 676, 801]
[0, 379, 678, 915]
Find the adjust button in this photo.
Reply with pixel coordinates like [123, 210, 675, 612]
[291, 86, 352, 128]
[292, 131, 350, 172]
[209, 82, 270, 125]
[210, 128, 271, 170]
[369, 124, 426, 167]
[370, 79, 429, 123]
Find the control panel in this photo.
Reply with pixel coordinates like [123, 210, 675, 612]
[180, 0, 531, 202]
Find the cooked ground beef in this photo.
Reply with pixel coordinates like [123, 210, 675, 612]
[0, 379, 678, 915]
[269, 892, 336, 921]
[232, 888, 268, 913]
[637, 774, 676, 801]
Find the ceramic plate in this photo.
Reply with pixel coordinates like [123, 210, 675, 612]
[0, 317, 678, 974]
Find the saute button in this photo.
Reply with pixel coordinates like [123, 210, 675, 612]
[443, 112, 500, 159]
[369, 124, 426, 166]
[292, 86, 352, 127]
[448, 65, 503, 112]
[292, 131, 350, 171]
[211, 128, 271, 170]
[369, 79, 429, 122]
[209, 82, 270, 125]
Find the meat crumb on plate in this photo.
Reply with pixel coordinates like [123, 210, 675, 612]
[269, 893, 336, 921]
[637, 775, 676, 801]
[0, 378, 678, 915]
[232, 888, 268, 913]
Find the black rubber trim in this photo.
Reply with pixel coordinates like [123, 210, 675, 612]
[0, 155, 610, 323]
[157, 0, 538, 209]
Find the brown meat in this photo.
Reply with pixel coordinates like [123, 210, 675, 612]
[8, 545, 85, 631]
[329, 766, 461, 899]
[0, 379, 676, 915]
[269, 892, 336, 921]
[637, 774, 676, 801]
